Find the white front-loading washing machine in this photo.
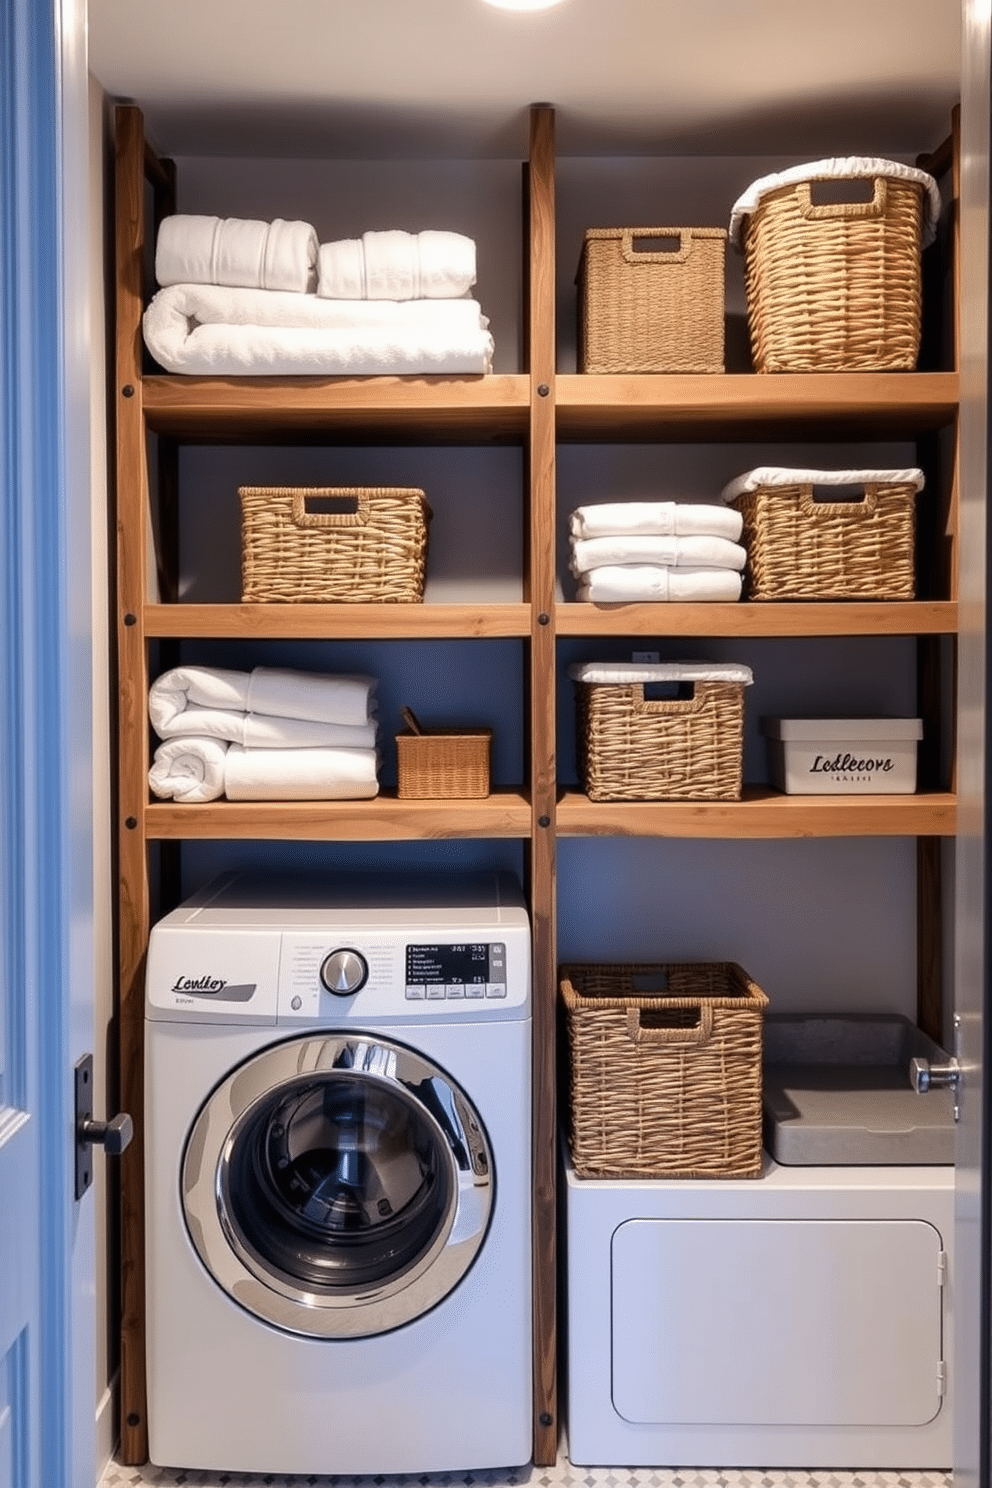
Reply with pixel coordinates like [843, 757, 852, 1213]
[144, 869, 532, 1475]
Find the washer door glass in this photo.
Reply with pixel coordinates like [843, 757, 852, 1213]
[182, 1034, 493, 1337]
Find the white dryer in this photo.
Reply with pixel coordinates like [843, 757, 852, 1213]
[144, 869, 532, 1475]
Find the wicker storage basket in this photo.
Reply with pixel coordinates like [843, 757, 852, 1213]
[396, 708, 491, 799]
[569, 661, 751, 802]
[723, 466, 922, 602]
[239, 485, 430, 603]
[561, 961, 768, 1179]
[731, 160, 939, 373]
[577, 226, 726, 373]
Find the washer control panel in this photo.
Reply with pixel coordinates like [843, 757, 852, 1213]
[274, 929, 528, 1022]
[405, 942, 507, 1000]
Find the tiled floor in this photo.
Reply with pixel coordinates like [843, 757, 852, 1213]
[97, 1457, 953, 1488]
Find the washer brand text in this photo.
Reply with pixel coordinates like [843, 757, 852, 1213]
[172, 974, 227, 992]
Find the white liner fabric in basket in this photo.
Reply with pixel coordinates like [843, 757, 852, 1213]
[568, 661, 754, 687]
[721, 466, 926, 503]
[728, 157, 942, 249]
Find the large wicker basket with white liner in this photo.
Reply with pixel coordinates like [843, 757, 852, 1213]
[729, 158, 941, 373]
[577, 226, 726, 373]
[569, 660, 752, 801]
[722, 466, 922, 601]
[239, 485, 430, 603]
[561, 961, 768, 1179]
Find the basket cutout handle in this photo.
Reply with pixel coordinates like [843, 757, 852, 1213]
[625, 1001, 714, 1046]
[631, 680, 706, 717]
[796, 176, 887, 222]
[621, 228, 692, 265]
[798, 483, 879, 519]
[291, 489, 372, 529]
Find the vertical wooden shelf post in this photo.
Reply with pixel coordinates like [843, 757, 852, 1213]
[114, 104, 154, 1467]
[527, 102, 559, 1468]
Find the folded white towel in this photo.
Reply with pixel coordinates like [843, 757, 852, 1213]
[246, 667, 377, 726]
[148, 737, 380, 803]
[728, 158, 942, 250]
[318, 230, 477, 301]
[569, 534, 747, 576]
[721, 466, 926, 503]
[569, 502, 743, 542]
[155, 215, 319, 293]
[224, 745, 380, 801]
[143, 283, 494, 376]
[569, 660, 754, 686]
[576, 565, 743, 603]
[152, 703, 377, 750]
[149, 666, 378, 739]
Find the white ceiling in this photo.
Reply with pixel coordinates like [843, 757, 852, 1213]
[87, 0, 962, 160]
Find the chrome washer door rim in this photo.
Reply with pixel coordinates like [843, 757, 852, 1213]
[182, 1033, 494, 1337]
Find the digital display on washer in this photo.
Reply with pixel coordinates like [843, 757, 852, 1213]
[406, 943, 505, 987]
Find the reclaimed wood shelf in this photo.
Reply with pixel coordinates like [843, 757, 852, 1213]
[144, 789, 534, 840]
[145, 602, 533, 639]
[555, 787, 957, 839]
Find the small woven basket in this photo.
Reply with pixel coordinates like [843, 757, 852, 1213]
[740, 172, 927, 373]
[561, 961, 768, 1179]
[239, 486, 430, 603]
[578, 227, 726, 373]
[574, 678, 746, 801]
[395, 709, 491, 799]
[728, 477, 918, 601]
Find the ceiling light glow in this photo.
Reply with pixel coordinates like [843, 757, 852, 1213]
[479, 0, 570, 11]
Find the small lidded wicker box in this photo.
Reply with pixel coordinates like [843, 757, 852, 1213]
[239, 485, 430, 603]
[569, 660, 753, 802]
[560, 961, 769, 1179]
[577, 226, 726, 374]
[721, 466, 923, 602]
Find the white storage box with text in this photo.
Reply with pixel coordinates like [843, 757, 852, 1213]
[762, 716, 923, 794]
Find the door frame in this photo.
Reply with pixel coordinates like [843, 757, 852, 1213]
[1, 0, 95, 1484]
[955, 2, 990, 1485]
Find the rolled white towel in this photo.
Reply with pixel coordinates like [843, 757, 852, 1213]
[576, 565, 743, 603]
[155, 214, 319, 293]
[223, 745, 380, 801]
[149, 666, 378, 738]
[318, 237, 366, 299]
[317, 229, 476, 300]
[142, 283, 495, 376]
[148, 736, 229, 803]
[569, 534, 747, 576]
[569, 502, 743, 542]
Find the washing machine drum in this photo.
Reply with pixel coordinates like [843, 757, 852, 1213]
[182, 1033, 494, 1337]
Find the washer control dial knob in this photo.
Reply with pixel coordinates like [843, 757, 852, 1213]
[319, 948, 369, 997]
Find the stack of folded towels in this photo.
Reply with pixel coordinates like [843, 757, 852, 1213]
[147, 665, 380, 803]
[568, 501, 747, 602]
[143, 214, 494, 376]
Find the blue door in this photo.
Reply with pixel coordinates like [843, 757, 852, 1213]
[0, 0, 95, 1484]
